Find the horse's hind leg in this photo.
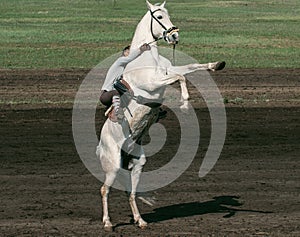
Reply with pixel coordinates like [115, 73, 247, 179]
[101, 171, 117, 231]
[129, 153, 147, 229]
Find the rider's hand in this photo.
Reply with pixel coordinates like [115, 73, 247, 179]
[140, 43, 151, 52]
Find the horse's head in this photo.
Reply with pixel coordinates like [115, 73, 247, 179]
[146, 1, 179, 44]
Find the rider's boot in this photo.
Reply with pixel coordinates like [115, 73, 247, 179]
[112, 95, 124, 121]
[122, 135, 136, 155]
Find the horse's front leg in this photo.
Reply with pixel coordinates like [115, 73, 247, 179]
[178, 75, 189, 111]
[159, 74, 190, 111]
[169, 61, 226, 75]
[190, 61, 226, 72]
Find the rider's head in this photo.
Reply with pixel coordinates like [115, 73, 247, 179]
[122, 45, 130, 57]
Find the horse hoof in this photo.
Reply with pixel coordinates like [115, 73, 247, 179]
[215, 61, 226, 71]
[104, 222, 113, 232]
[139, 223, 147, 229]
[104, 225, 113, 232]
[138, 220, 148, 229]
[180, 102, 189, 113]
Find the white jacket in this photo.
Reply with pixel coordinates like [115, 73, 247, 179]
[101, 48, 142, 91]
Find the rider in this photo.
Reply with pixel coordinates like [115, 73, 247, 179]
[100, 43, 167, 154]
[100, 43, 151, 120]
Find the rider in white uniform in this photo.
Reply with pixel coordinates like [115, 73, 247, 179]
[100, 44, 150, 119]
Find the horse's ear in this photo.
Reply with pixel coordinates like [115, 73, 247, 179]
[146, 0, 154, 10]
[160, 1, 166, 8]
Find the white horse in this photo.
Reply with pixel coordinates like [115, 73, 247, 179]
[96, 0, 225, 231]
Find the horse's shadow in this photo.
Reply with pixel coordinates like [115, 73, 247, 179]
[142, 195, 272, 223]
[114, 195, 272, 229]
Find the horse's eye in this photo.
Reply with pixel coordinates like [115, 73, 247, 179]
[157, 15, 163, 20]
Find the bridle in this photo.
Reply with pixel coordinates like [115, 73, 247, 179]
[149, 8, 179, 44]
[149, 8, 179, 64]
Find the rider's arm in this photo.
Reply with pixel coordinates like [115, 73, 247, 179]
[101, 49, 143, 91]
[117, 48, 143, 66]
[117, 44, 151, 66]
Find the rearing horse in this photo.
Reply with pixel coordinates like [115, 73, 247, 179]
[96, 0, 225, 231]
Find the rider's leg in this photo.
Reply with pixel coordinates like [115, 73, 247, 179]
[100, 90, 124, 120]
[99, 90, 119, 107]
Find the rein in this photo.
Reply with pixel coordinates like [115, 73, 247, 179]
[172, 44, 176, 65]
[147, 37, 163, 45]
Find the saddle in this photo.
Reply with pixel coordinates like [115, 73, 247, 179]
[105, 78, 164, 123]
[114, 77, 164, 107]
[105, 78, 133, 123]
[113, 78, 133, 108]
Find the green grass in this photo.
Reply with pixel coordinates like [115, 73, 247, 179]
[0, 0, 299, 69]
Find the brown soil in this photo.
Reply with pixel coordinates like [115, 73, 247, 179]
[0, 69, 299, 236]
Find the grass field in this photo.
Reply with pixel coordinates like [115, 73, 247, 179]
[0, 0, 299, 69]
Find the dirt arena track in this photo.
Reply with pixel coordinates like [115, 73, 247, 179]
[0, 69, 299, 236]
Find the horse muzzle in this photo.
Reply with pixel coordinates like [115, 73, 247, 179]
[163, 26, 179, 44]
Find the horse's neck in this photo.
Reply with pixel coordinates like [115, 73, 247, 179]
[130, 12, 154, 49]
[141, 46, 160, 65]
[124, 11, 166, 97]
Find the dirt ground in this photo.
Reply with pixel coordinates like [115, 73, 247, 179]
[0, 68, 299, 236]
